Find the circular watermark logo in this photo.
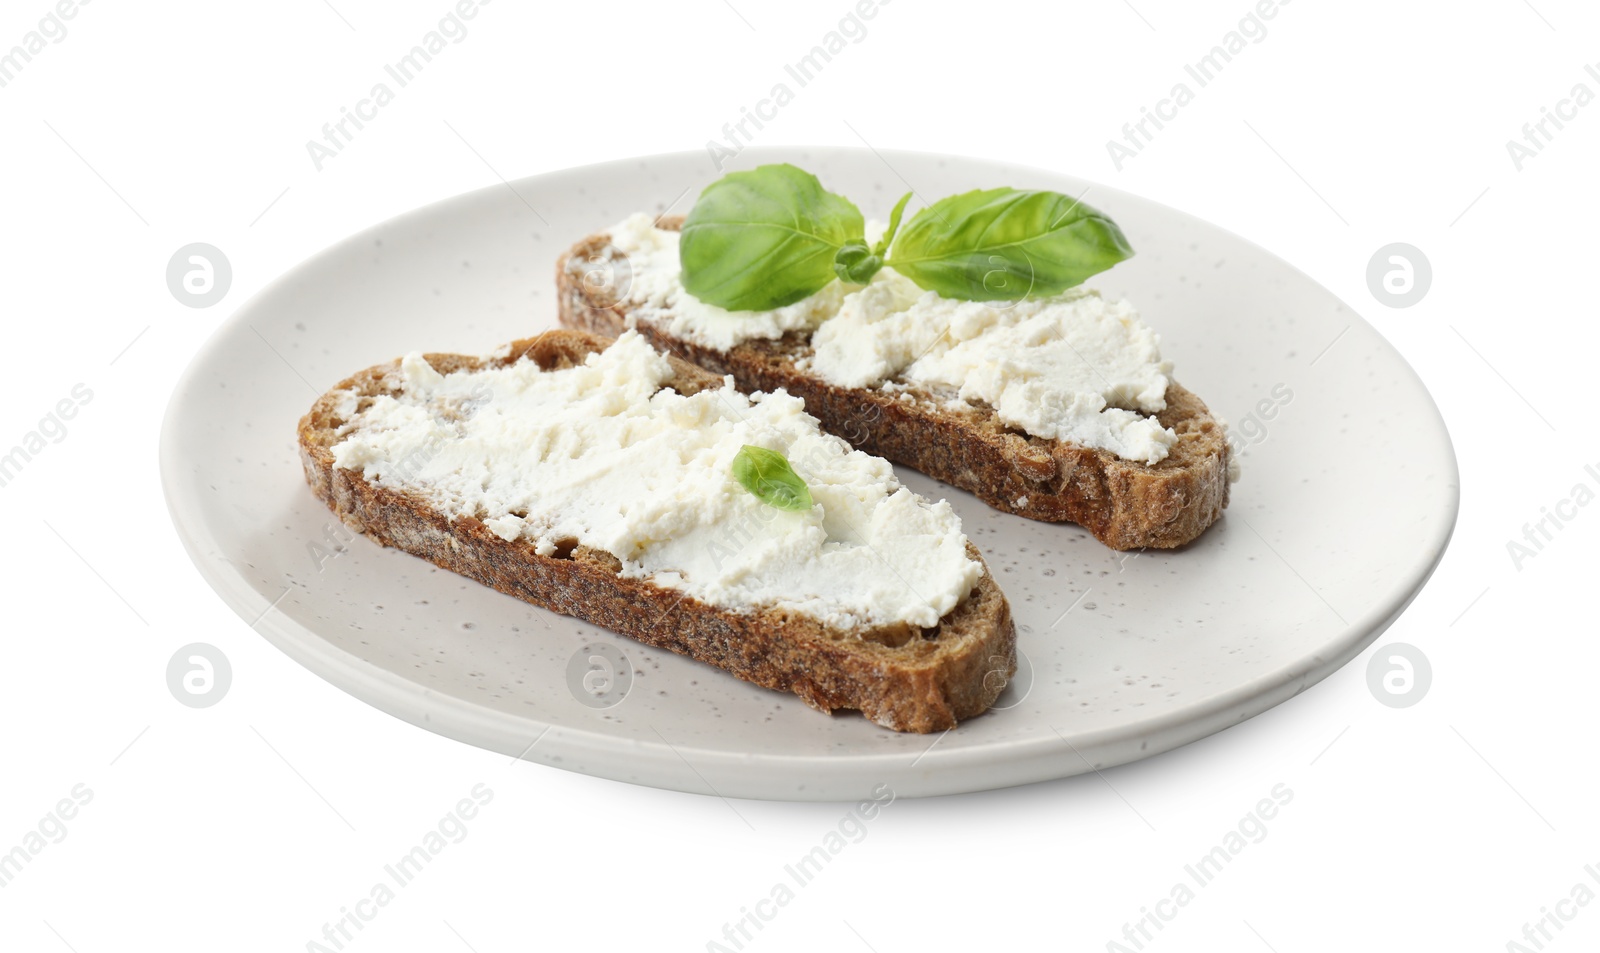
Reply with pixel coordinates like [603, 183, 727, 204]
[835, 401, 883, 445]
[167, 243, 233, 308]
[566, 642, 634, 709]
[975, 253, 1034, 312]
[166, 642, 232, 708]
[984, 647, 1033, 711]
[571, 250, 633, 307]
[1366, 243, 1431, 308]
[1366, 642, 1431, 709]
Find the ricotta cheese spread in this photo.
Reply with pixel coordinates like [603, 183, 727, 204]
[602, 214, 1179, 465]
[329, 331, 981, 630]
[599, 213, 848, 352]
[811, 272, 1178, 465]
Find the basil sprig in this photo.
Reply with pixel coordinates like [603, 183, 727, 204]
[678, 165, 1133, 311]
[833, 190, 911, 285]
[730, 445, 813, 512]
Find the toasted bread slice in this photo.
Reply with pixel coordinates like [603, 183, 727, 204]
[557, 218, 1231, 550]
[297, 329, 1015, 733]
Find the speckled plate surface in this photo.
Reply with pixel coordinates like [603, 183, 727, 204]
[160, 148, 1458, 800]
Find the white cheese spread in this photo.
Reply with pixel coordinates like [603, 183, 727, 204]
[597, 213, 848, 352]
[812, 271, 1178, 465]
[602, 214, 1178, 465]
[329, 331, 981, 630]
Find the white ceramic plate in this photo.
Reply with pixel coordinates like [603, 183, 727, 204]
[161, 148, 1458, 800]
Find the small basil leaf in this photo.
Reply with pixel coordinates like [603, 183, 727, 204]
[872, 191, 913, 259]
[833, 241, 883, 285]
[680, 164, 863, 312]
[731, 445, 813, 512]
[887, 188, 1133, 301]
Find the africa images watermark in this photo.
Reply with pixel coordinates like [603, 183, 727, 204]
[1105, 783, 1295, 952]
[304, 783, 495, 952]
[0, 784, 94, 891]
[1505, 59, 1600, 172]
[167, 642, 233, 709]
[308, 520, 357, 574]
[705, 783, 896, 952]
[304, 0, 494, 171]
[0, 383, 94, 491]
[0, 0, 94, 92]
[706, 0, 893, 172]
[1106, 0, 1296, 171]
[1222, 381, 1292, 462]
[1503, 863, 1600, 952]
[1505, 460, 1600, 571]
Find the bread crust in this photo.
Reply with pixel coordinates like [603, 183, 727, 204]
[297, 329, 1016, 733]
[557, 220, 1231, 550]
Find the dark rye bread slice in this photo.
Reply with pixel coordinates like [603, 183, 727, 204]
[557, 218, 1231, 550]
[297, 329, 1015, 733]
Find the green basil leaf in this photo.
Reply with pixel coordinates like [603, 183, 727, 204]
[680, 164, 863, 311]
[731, 445, 813, 512]
[872, 191, 913, 259]
[887, 188, 1133, 301]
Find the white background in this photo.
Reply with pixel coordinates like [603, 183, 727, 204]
[2, 1, 1596, 950]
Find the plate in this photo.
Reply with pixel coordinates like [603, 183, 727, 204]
[160, 147, 1458, 800]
